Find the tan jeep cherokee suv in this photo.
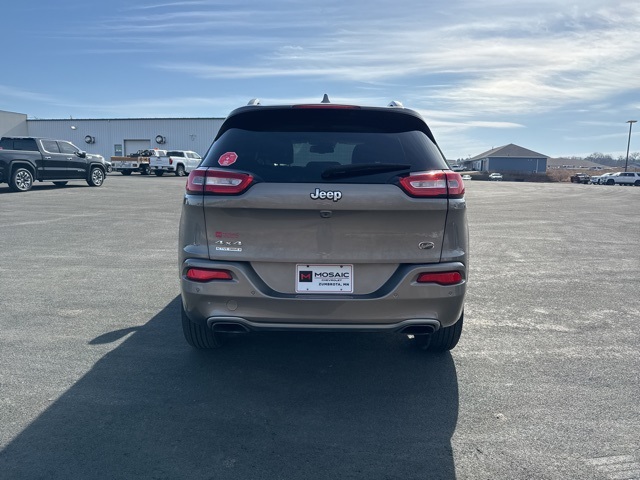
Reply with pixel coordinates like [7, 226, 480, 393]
[179, 97, 468, 351]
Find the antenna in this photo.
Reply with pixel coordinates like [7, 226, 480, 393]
[387, 100, 404, 108]
[247, 98, 261, 106]
[321, 94, 330, 103]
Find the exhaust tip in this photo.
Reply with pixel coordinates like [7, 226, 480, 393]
[211, 322, 250, 334]
[400, 325, 436, 336]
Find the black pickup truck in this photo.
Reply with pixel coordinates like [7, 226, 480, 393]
[0, 136, 110, 192]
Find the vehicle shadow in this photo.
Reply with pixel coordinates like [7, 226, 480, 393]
[0, 296, 459, 480]
[0, 184, 87, 194]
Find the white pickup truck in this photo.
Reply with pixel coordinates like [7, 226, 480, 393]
[149, 150, 202, 176]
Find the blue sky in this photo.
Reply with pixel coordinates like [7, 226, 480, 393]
[2, 0, 639, 160]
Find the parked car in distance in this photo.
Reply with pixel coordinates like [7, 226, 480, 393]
[590, 175, 602, 184]
[462, 174, 472, 180]
[150, 150, 202, 176]
[0, 136, 108, 192]
[488, 172, 503, 181]
[595, 172, 616, 184]
[570, 173, 591, 184]
[603, 171, 640, 186]
[179, 97, 468, 352]
[111, 149, 166, 175]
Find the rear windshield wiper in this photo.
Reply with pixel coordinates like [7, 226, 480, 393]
[321, 163, 411, 180]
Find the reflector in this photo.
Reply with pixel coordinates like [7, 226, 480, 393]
[416, 271, 462, 285]
[186, 268, 233, 282]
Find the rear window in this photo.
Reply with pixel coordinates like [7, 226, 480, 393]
[201, 108, 448, 183]
[167, 151, 186, 157]
[0, 138, 39, 151]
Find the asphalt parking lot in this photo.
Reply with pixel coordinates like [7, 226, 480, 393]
[1, 176, 639, 479]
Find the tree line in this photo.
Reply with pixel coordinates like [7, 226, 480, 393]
[563, 152, 640, 167]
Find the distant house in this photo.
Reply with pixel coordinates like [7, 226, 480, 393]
[463, 144, 548, 173]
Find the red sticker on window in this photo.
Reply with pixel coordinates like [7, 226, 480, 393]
[218, 152, 238, 166]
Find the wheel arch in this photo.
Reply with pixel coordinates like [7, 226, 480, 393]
[10, 161, 37, 180]
[87, 162, 106, 177]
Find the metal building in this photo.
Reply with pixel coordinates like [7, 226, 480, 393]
[0, 110, 28, 137]
[0, 110, 224, 160]
[26, 117, 224, 160]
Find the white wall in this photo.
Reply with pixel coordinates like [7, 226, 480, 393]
[0, 110, 28, 137]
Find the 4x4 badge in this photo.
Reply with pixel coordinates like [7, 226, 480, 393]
[310, 188, 342, 202]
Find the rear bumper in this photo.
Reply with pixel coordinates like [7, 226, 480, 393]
[180, 259, 466, 330]
[206, 316, 441, 334]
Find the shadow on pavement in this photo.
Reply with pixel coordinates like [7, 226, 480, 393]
[0, 296, 459, 479]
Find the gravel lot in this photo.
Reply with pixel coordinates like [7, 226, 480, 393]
[0, 176, 638, 479]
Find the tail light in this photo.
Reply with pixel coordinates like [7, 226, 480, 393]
[416, 271, 463, 285]
[186, 268, 233, 282]
[186, 168, 254, 195]
[169, 158, 173, 165]
[399, 171, 465, 198]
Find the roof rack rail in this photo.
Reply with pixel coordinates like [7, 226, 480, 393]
[387, 100, 404, 108]
[247, 98, 261, 106]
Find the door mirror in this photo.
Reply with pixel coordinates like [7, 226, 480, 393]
[76, 151, 87, 158]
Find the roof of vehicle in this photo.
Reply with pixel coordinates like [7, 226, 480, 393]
[1, 136, 66, 141]
[215, 98, 438, 145]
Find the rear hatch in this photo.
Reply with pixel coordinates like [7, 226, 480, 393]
[192, 106, 462, 294]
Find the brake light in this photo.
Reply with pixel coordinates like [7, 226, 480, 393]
[292, 104, 360, 109]
[186, 268, 233, 282]
[416, 271, 463, 285]
[186, 168, 254, 195]
[399, 171, 465, 198]
[169, 158, 173, 165]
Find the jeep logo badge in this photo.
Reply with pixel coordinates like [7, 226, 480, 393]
[310, 188, 342, 202]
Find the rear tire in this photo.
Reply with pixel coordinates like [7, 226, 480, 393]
[606, 179, 614, 185]
[414, 312, 464, 352]
[9, 168, 34, 192]
[175, 164, 186, 177]
[181, 304, 223, 349]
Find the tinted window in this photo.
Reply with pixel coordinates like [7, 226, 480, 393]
[168, 151, 186, 157]
[58, 141, 79, 154]
[202, 111, 447, 183]
[0, 138, 39, 151]
[41, 140, 60, 153]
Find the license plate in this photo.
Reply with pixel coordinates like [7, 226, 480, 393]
[296, 264, 353, 293]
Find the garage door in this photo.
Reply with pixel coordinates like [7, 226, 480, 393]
[124, 139, 151, 155]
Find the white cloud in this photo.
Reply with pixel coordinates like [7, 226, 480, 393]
[0, 84, 59, 104]
[126, 1, 640, 119]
